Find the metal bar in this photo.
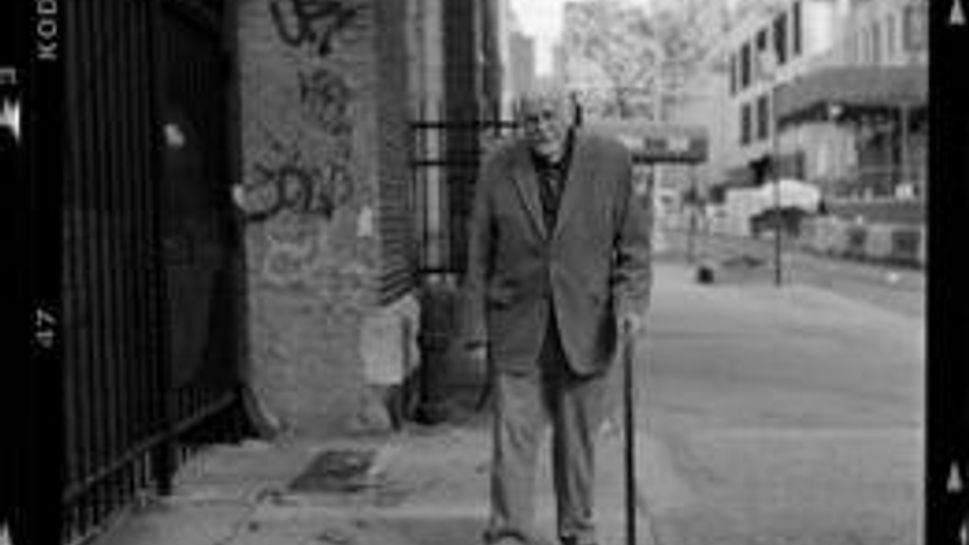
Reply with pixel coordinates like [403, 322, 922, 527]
[90, 1, 110, 523]
[117, 6, 137, 504]
[687, 168, 697, 264]
[623, 326, 636, 545]
[173, 391, 237, 437]
[771, 86, 783, 287]
[412, 120, 517, 130]
[77, 3, 97, 529]
[61, 391, 236, 505]
[899, 103, 910, 189]
[133, 2, 154, 461]
[411, 159, 484, 168]
[129, 5, 146, 501]
[401, 316, 414, 423]
[129, 8, 151, 497]
[773, 175, 782, 286]
[224, 0, 247, 407]
[147, 0, 176, 496]
[106, 0, 123, 485]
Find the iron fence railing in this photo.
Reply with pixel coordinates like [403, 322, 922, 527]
[816, 163, 926, 200]
[410, 100, 517, 276]
[5, 2, 251, 544]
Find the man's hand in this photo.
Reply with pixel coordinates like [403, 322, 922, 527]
[618, 313, 644, 337]
[467, 343, 488, 366]
[467, 343, 491, 411]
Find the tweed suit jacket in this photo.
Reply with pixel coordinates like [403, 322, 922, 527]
[465, 131, 652, 375]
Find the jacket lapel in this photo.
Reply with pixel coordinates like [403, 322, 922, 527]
[553, 133, 591, 239]
[510, 144, 548, 240]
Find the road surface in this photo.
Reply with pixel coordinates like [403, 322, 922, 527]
[665, 229, 925, 319]
[366, 260, 924, 545]
[635, 260, 923, 545]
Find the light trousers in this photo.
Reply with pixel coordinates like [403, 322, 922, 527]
[484, 312, 612, 545]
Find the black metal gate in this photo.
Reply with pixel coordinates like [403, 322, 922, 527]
[410, 101, 516, 276]
[6, 2, 250, 544]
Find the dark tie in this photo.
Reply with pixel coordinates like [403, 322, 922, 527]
[537, 167, 562, 231]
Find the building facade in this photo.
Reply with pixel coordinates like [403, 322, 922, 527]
[508, 29, 536, 100]
[721, 0, 848, 185]
[717, 0, 927, 201]
[233, 0, 504, 436]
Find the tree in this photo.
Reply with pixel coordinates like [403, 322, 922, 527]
[562, 0, 718, 121]
[562, 0, 661, 119]
[651, 0, 718, 112]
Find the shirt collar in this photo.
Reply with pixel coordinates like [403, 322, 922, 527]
[529, 128, 575, 173]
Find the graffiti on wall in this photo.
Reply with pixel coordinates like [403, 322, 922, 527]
[238, 122, 352, 222]
[244, 151, 351, 221]
[269, 0, 367, 58]
[299, 68, 353, 137]
[245, 1, 369, 287]
[259, 207, 331, 287]
[235, 121, 355, 287]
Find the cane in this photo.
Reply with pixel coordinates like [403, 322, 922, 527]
[623, 321, 636, 545]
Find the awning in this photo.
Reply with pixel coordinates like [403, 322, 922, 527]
[775, 66, 927, 126]
[584, 119, 709, 164]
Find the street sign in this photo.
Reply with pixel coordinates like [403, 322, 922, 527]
[587, 120, 708, 164]
[639, 134, 708, 163]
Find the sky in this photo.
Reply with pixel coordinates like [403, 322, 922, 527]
[510, 0, 741, 76]
[509, 0, 653, 75]
[507, 0, 567, 75]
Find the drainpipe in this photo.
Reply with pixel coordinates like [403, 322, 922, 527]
[899, 102, 910, 196]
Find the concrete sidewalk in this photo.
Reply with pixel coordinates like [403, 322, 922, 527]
[90, 260, 921, 545]
[88, 412, 676, 545]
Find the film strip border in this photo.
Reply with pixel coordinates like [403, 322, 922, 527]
[0, 1, 28, 544]
[1, 0, 66, 544]
[0, 4, 24, 146]
[929, 1, 969, 545]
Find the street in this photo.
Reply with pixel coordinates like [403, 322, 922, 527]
[639, 259, 923, 545]
[361, 254, 924, 544]
[92, 255, 925, 545]
[667, 228, 925, 318]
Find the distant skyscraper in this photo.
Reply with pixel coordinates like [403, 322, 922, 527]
[509, 31, 536, 96]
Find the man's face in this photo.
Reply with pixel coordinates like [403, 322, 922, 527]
[519, 94, 571, 160]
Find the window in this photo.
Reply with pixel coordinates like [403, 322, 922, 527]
[871, 21, 882, 65]
[730, 53, 738, 94]
[792, 1, 802, 56]
[741, 42, 752, 88]
[904, 3, 927, 52]
[756, 94, 770, 140]
[773, 13, 789, 65]
[741, 103, 752, 145]
[886, 14, 896, 60]
[755, 29, 768, 79]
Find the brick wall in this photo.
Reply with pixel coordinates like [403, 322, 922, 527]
[234, 0, 416, 437]
[375, 0, 417, 302]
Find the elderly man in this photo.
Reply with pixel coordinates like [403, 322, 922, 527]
[464, 88, 652, 545]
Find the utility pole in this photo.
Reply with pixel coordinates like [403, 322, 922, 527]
[763, 49, 783, 286]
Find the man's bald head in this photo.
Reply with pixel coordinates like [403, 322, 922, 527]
[516, 86, 575, 161]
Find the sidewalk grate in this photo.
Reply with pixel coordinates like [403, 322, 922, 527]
[288, 448, 378, 493]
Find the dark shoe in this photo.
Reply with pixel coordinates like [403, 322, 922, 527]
[486, 537, 529, 545]
[560, 538, 597, 545]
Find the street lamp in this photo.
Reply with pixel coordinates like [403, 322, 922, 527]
[761, 48, 783, 287]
